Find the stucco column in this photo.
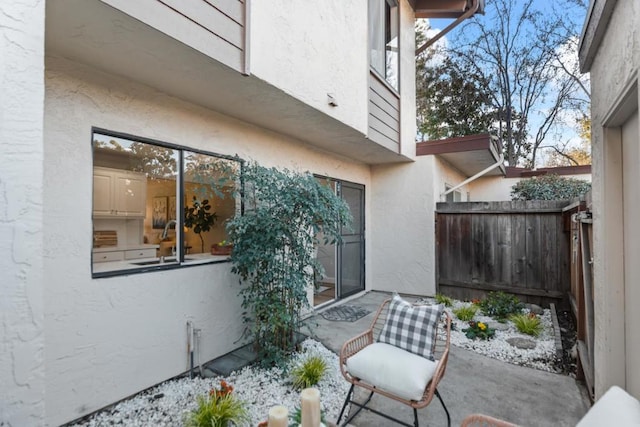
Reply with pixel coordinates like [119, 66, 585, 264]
[0, 0, 46, 425]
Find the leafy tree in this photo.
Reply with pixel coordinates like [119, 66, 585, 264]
[226, 163, 351, 367]
[417, 55, 494, 140]
[429, 0, 589, 166]
[544, 113, 591, 166]
[184, 196, 217, 253]
[510, 174, 591, 201]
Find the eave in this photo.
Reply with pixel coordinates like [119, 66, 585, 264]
[411, 0, 480, 18]
[416, 133, 506, 177]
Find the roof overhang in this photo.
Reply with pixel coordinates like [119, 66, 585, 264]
[416, 133, 506, 177]
[45, 0, 411, 166]
[411, 0, 484, 19]
[578, 0, 618, 73]
[413, 0, 485, 56]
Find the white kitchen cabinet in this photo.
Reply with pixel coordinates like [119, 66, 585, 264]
[124, 248, 157, 260]
[93, 167, 147, 218]
[93, 251, 125, 263]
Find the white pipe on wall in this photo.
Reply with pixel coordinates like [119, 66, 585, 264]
[440, 154, 505, 201]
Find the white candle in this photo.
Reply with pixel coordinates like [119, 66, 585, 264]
[268, 405, 288, 427]
[301, 388, 321, 427]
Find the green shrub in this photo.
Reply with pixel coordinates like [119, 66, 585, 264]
[291, 355, 328, 390]
[511, 174, 591, 201]
[478, 291, 524, 321]
[435, 293, 453, 307]
[227, 163, 352, 367]
[510, 313, 543, 337]
[184, 382, 248, 427]
[452, 304, 478, 321]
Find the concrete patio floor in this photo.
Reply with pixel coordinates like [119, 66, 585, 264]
[304, 291, 591, 427]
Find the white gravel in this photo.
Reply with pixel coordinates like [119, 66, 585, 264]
[69, 299, 560, 426]
[69, 339, 349, 427]
[421, 297, 559, 373]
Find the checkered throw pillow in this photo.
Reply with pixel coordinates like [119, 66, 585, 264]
[378, 294, 443, 360]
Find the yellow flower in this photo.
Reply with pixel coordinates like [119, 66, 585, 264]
[478, 322, 487, 331]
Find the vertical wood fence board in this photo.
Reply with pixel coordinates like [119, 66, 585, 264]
[435, 201, 572, 306]
[497, 214, 512, 283]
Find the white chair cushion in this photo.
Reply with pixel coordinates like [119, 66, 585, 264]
[577, 386, 640, 427]
[345, 342, 437, 401]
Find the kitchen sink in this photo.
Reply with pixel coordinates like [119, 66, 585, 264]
[132, 257, 194, 266]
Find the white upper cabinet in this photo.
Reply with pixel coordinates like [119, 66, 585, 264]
[93, 167, 147, 218]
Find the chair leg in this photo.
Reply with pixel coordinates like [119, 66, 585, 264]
[413, 407, 419, 427]
[435, 389, 451, 427]
[337, 384, 354, 426]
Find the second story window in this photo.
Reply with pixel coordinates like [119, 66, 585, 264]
[369, 0, 399, 91]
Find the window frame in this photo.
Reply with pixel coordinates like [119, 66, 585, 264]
[368, 0, 400, 93]
[91, 127, 243, 279]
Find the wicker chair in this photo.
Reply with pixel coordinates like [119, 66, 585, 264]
[336, 297, 452, 427]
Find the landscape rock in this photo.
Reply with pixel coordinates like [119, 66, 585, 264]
[506, 337, 537, 350]
[525, 303, 544, 315]
[487, 322, 510, 331]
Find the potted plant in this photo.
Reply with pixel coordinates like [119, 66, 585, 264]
[184, 196, 217, 253]
[211, 239, 233, 256]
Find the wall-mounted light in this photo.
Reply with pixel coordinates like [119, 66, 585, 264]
[327, 93, 338, 107]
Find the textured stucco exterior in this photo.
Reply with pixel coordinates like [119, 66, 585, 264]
[43, 56, 373, 426]
[581, 0, 640, 399]
[2, 0, 432, 424]
[0, 1, 46, 425]
[433, 157, 471, 202]
[250, 0, 369, 134]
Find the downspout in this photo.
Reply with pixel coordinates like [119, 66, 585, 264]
[440, 153, 504, 201]
[416, 0, 480, 56]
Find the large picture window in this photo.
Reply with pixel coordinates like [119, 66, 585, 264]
[91, 129, 240, 277]
[369, 0, 399, 90]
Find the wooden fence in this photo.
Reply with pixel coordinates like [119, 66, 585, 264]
[565, 194, 594, 400]
[435, 201, 571, 307]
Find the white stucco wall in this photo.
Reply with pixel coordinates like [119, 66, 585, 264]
[370, 155, 438, 297]
[585, 0, 639, 399]
[44, 56, 372, 426]
[398, 0, 417, 159]
[0, 1, 46, 425]
[468, 173, 592, 202]
[250, 0, 369, 134]
[433, 157, 471, 202]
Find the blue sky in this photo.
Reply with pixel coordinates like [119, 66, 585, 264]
[424, 0, 590, 166]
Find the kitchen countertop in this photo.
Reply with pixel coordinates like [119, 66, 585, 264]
[92, 252, 230, 274]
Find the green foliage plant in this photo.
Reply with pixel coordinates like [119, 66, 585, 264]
[291, 355, 328, 390]
[452, 304, 478, 322]
[227, 163, 352, 367]
[435, 293, 453, 307]
[510, 174, 591, 201]
[478, 291, 524, 321]
[462, 320, 495, 340]
[184, 196, 217, 253]
[510, 313, 543, 337]
[184, 381, 248, 427]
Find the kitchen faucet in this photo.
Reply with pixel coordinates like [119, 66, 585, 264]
[161, 220, 177, 240]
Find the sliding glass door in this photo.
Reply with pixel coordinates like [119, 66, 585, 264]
[337, 182, 365, 298]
